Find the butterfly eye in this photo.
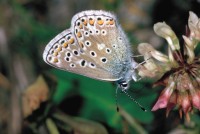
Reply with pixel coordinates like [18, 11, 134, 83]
[120, 82, 128, 89]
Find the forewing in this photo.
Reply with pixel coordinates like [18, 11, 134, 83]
[71, 10, 132, 78]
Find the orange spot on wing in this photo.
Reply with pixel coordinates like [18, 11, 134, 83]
[53, 51, 58, 56]
[69, 38, 74, 44]
[53, 58, 58, 63]
[83, 20, 87, 26]
[109, 19, 115, 25]
[62, 42, 69, 48]
[89, 18, 95, 25]
[77, 32, 82, 38]
[57, 46, 62, 52]
[97, 20, 104, 25]
[79, 24, 83, 29]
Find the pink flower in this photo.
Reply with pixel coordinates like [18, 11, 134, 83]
[137, 11, 200, 121]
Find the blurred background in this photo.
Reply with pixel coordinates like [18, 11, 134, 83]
[0, 0, 200, 134]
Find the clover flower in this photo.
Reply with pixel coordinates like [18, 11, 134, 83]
[137, 11, 200, 121]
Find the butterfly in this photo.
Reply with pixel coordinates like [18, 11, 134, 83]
[43, 10, 145, 111]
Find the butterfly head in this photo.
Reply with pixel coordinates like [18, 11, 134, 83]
[119, 81, 129, 90]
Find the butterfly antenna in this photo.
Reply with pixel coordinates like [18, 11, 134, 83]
[131, 50, 152, 58]
[133, 57, 151, 70]
[131, 54, 144, 58]
[115, 86, 120, 112]
[122, 89, 147, 112]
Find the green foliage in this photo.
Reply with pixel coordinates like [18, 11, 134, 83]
[50, 69, 155, 132]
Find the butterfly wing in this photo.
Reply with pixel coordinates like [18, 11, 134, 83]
[43, 29, 120, 81]
[43, 10, 133, 81]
